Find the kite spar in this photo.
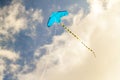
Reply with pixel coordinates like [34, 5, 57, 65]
[47, 11, 96, 57]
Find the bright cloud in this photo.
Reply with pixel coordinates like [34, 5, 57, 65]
[46, 0, 120, 80]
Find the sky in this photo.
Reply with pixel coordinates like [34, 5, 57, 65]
[0, 0, 120, 80]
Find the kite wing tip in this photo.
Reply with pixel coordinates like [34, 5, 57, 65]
[47, 25, 51, 27]
[47, 24, 51, 27]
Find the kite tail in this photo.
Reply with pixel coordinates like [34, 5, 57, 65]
[60, 23, 96, 57]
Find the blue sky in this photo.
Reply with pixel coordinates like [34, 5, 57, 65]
[1, 0, 120, 80]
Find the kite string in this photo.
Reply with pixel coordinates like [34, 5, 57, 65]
[60, 23, 96, 57]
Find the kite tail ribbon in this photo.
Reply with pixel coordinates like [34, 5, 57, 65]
[60, 23, 96, 57]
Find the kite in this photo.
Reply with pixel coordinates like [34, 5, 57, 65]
[47, 11, 68, 27]
[47, 10, 96, 57]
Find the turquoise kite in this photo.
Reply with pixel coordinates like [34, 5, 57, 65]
[47, 11, 68, 27]
[47, 11, 96, 57]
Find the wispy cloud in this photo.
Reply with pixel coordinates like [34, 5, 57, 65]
[0, 0, 43, 42]
[0, 49, 19, 80]
[0, 49, 19, 61]
[0, 0, 43, 80]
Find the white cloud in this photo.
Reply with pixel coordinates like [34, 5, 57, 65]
[9, 64, 20, 73]
[0, 59, 5, 80]
[0, 0, 43, 41]
[0, 1, 26, 35]
[17, 33, 87, 80]
[0, 49, 19, 80]
[46, 0, 120, 80]
[0, 0, 43, 80]
[0, 49, 19, 61]
[17, 0, 120, 80]
[32, 9, 43, 23]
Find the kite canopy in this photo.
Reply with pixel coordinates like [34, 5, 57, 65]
[47, 10, 68, 27]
